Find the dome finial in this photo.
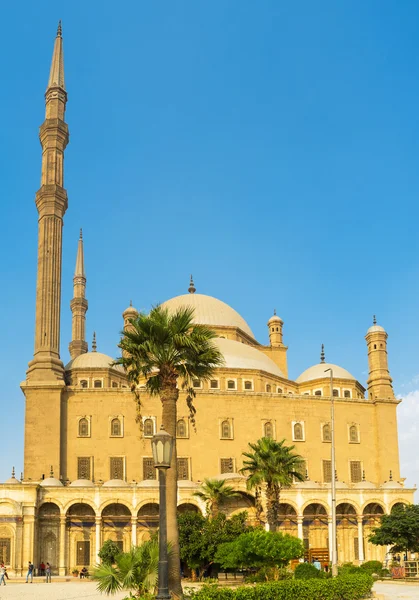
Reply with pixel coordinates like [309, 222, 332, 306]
[50, 465, 54, 478]
[373, 314, 377, 325]
[79, 227, 83, 240]
[92, 332, 97, 352]
[188, 274, 196, 294]
[273, 308, 276, 316]
[11, 467, 15, 478]
[389, 470, 393, 481]
[129, 299, 132, 307]
[320, 344, 325, 363]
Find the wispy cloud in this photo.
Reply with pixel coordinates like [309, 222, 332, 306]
[397, 386, 419, 497]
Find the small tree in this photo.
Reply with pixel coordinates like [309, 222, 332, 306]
[98, 539, 122, 565]
[215, 529, 304, 575]
[369, 503, 419, 554]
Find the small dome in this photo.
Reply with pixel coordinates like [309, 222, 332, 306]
[267, 314, 283, 325]
[4, 476, 20, 485]
[177, 480, 198, 488]
[367, 325, 386, 334]
[65, 351, 124, 372]
[217, 472, 246, 481]
[70, 479, 95, 487]
[102, 479, 129, 487]
[161, 293, 255, 339]
[40, 477, 63, 487]
[335, 481, 349, 489]
[381, 480, 402, 489]
[295, 480, 321, 488]
[296, 362, 355, 383]
[214, 338, 284, 377]
[137, 479, 158, 488]
[354, 480, 376, 489]
[123, 303, 138, 317]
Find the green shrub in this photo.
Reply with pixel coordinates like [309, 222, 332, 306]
[294, 562, 323, 579]
[185, 574, 373, 600]
[338, 562, 361, 576]
[359, 560, 382, 574]
[245, 567, 292, 582]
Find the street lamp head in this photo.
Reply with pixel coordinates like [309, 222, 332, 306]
[151, 426, 174, 469]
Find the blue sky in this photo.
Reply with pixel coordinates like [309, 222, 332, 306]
[1, 1, 419, 488]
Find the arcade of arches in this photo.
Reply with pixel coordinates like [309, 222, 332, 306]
[0, 484, 410, 575]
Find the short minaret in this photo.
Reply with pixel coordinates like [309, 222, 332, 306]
[69, 229, 88, 358]
[122, 302, 138, 358]
[365, 316, 394, 399]
[267, 309, 283, 347]
[27, 21, 69, 381]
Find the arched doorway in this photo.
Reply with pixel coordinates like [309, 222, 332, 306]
[177, 504, 201, 515]
[278, 503, 298, 537]
[102, 504, 132, 552]
[38, 503, 61, 574]
[303, 503, 328, 559]
[221, 492, 257, 525]
[67, 503, 96, 570]
[137, 503, 159, 542]
[363, 503, 385, 562]
[336, 503, 357, 563]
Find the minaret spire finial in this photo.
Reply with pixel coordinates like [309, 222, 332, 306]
[57, 20, 62, 37]
[92, 331, 97, 352]
[320, 344, 325, 363]
[188, 275, 196, 294]
[79, 228, 83, 240]
[273, 308, 276, 316]
[47, 21, 65, 91]
[373, 315, 377, 325]
[50, 465, 54, 478]
[11, 467, 15, 478]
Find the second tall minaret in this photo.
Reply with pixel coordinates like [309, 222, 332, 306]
[69, 230, 88, 358]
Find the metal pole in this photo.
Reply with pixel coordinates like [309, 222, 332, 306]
[156, 467, 170, 600]
[329, 369, 338, 577]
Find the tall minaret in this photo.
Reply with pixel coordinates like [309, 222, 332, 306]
[69, 229, 88, 358]
[27, 21, 68, 382]
[365, 316, 394, 400]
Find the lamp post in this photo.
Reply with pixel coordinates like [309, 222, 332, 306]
[151, 426, 174, 600]
[325, 367, 338, 577]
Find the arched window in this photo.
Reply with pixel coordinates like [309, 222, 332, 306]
[227, 380, 236, 390]
[293, 423, 303, 441]
[266, 384, 271, 392]
[314, 390, 322, 396]
[277, 387, 283, 393]
[244, 380, 252, 390]
[143, 419, 154, 437]
[80, 380, 88, 388]
[333, 389, 339, 397]
[221, 420, 231, 439]
[322, 423, 331, 442]
[111, 418, 121, 437]
[94, 380, 102, 388]
[192, 379, 201, 388]
[276, 327, 279, 332]
[264, 421, 273, 438]
[176, 419, 187, 438]
[78, 418, 89, 437]
[349, 425, 358, 443]
[112, 381, 118, 388]
[344, 390, 351, 398]
[210, 379, 219, 389]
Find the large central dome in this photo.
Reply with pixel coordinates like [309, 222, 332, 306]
[161, 293, 255, 339]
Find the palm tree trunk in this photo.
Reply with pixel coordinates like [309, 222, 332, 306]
[161, 383, 183, 598]
[265, 482, 280, 532]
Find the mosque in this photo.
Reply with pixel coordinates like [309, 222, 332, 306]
[0, 24, 414, 575]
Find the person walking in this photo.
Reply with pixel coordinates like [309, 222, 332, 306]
[26, 561, 34, 583]
[0, 563, 6, 586]
[45, 562, 51, 583]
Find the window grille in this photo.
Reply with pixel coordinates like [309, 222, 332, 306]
[192, 379, 201, 388]
[143, 458, 155, 480]
[112, 381, 118, 388]
[80, 380, 88, 388]
[77, 457, 91, 480]
[143, 419, 154, 437]
[349, 425, 358, 443]
[264, 421, 273, 438]
[266, 384, 271, 392]
[0, 539, 11, 565]
[350, 461, 362, 483]
[110, 457, 124, 480]
[293, 423, 303, 440]
[177, 458, 189, 480]
[244, 380, 252, 390]
[322, 423, 331, 442]
[176, 419, 187, 438]
[76, 541, 90, 566]
[78, 418, 89, 437]
[277, 387, 283, 393]
[344, 390, 351, 398]
[210, 380, 218, 389]
[94, 380, 102, 388]
[314, 390, 322, 396]
[333, 389, 339, 397]
[111, 418, 121, 437]
[293, 459, 307, 483]
[221, 420, 231, 439]
[323, 459, 332, 483]
[220, 458, 234, 474]
[227, 380, 236, 389]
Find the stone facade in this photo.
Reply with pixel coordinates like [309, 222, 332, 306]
[0, 24, 414, 576]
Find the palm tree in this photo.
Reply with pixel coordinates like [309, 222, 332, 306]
[93, 539, 160, 596]
[240, 437, 305, 532]
[116, 305, 224, 597]
[193, 478, 240, 518]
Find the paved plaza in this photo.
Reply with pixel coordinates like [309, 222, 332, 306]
[0, 580, 127, 599]
[373, 581, 419, 599]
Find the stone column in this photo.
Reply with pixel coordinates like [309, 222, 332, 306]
[95, 517, 101, 563]
[297, 516, 303, 541]
[59, 516, 66, 575]
[357, 517, 364, 564]
[131, 517, 137, 547]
